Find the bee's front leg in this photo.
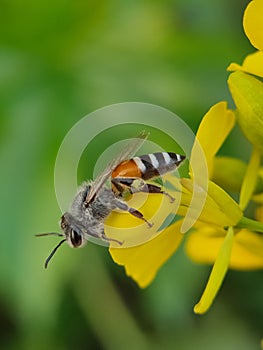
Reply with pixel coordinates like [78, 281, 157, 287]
[86, 226, 123, 245]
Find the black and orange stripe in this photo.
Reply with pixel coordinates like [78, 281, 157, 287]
[111, 152, 185, 180]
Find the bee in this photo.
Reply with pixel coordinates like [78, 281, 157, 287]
[37, 132, 185, 268]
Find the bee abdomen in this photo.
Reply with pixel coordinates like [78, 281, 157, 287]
[134, 152, 185, 180]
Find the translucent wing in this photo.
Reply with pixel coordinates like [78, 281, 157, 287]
[85, 131, 149, 204]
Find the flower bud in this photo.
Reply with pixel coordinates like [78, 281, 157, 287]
[228, 71, 263, 154]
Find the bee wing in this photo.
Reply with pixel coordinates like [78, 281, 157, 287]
[85, 131, 149, 204]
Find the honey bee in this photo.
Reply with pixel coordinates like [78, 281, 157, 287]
[37, 132, 185, 268]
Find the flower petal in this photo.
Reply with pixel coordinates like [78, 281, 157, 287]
[185, 224, 225, 264]
[243, 0, 263, 52]
[105, 186, 181, 248]
[228, 71, 263, 154]
[109, 220, 184, 288]
[192, 102, 235, 177]
[233, 229, 263, 268]
[240, 147, 261, 210]
[228, 51, 263, 78]
[193, 226, 234, 314]
[178, 179, 242, 227]
[186, 226, 263, 270]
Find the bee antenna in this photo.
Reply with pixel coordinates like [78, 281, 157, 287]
[35, 232, 64, 237]
[44, 239, 66, 269]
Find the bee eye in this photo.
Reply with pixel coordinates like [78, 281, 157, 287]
[70, 229, 83, 247]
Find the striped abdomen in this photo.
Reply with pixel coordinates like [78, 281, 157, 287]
[111, 152, 185, 180]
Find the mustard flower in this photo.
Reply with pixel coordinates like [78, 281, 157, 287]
[104, 1, 263, 314]
[105, 102, 257, 313]
[228, 0, 263, 78]
[191, 0, 263, 310]
[227, 1, 263, 234]
[228, 0, 263, 156]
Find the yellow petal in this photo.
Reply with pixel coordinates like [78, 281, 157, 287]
[243, 0, 263, 52]
[240, 147, 261, 210]
[109, 220, 184, 288]
[233, 229, 263, 269]
[185, 224, 226, 265]
[178, 179, 242, 227]
[228, 71, 263, 154]
[186, 226, 263, 270]
[228, 51, 263, 78]
[192, 102, 235, 177]
[193, 226, 234, 314]
[105, 187, 181, 248]
[212, 156, 246, 193]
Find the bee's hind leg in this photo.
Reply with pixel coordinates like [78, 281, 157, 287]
[112, 177, 174, 203]
[114, 200, 153, 228]
[134, 183, 175, 203]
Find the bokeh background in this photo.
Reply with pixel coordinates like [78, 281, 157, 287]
[1, 0, 262, 349]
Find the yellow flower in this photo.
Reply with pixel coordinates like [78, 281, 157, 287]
[187, 106, 263, 315]
[227, 1, 263, 154]
[105, 3, 263, 314]
[109, 219, 184, 288]
[184, 98, 263, 314]
[227, 0, 263, 153]
[192, 102, 235, 179]
[228, 0, 263, 78]
[187, 225, 263, 271]
[106, 102, 244, 310]
[227, 52, 263, 78]
[106, 99, 263, 314]
[243, 0, 263, 52]
[189, 3, 263, 314]
[186, 225, 263, 313]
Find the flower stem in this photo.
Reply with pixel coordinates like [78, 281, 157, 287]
[236, 216, 263, 233]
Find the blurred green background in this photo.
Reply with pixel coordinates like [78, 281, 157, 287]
[1, 0, 262, 349]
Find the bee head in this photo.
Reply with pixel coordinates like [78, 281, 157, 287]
[36, 213, 86, 269]
[60, 213, 86, 249]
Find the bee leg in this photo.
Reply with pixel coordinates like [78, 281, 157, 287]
[88, 227, 123, 246]
[138, 183, 175, 203]
[112, 177, 175, 203]
[114, 200, 153, 228]
[128, 208, 153, 228]
[111, 177, 133, 197]
[101, 233, 123, 246]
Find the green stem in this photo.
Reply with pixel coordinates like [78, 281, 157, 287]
[236, 216, 263, 233]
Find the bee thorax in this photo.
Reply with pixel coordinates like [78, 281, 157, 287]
[70, 184, 115, 223]
[88, 188, 116, 220]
